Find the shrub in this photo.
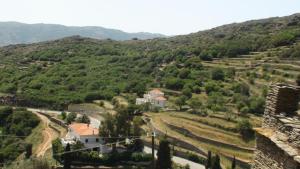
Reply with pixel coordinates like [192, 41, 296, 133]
[165, 78, 185, 90]
[211, 68, 225, 81]
[192, 86, 201, 94]
[237, 119, 254, 139]
[187, 152, 206, 165]
[182, 88, 192, 98]
[240, 106, 249, 114]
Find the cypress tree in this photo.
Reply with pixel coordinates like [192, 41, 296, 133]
[231, 156, 236, 169]
[25, 143, 32, 159]
[156, 139, 172, 169]
[296, 74, 300, 86]
[64, 143, 71, 169]
[206, 151, 212, 169]
[212, 154, 222, 169]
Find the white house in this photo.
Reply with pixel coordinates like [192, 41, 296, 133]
[136, 89, 167, 108]
[61, 123, 109, 153]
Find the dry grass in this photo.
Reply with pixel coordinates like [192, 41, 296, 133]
[147, 112, 254, 162]
[25, 121, 45, 154]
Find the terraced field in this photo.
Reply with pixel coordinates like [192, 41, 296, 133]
[143, 41, 300, 169]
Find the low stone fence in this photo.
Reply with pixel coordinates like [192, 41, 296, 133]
[36, 111, 68, 129]
[142, 116, 251, 169]
[165, 121, 255, 153]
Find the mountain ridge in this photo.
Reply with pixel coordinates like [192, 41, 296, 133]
[0, 21, 166, 46]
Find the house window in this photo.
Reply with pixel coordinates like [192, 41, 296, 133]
[96, 138, 99, 142]
[85, 139, 88, 143]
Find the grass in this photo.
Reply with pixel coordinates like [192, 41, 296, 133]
[68, 103, 104, 113]
[148, 113, 253, 161]
[25, 121, 45, 155]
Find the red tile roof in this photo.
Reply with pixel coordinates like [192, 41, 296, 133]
[69, 123, 99, 136]
[150, 89, 164, 94]
[155, 96, 167, 101]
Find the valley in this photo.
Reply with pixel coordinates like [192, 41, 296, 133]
[0, 13, 300, 169]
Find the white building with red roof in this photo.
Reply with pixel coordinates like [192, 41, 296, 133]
[62, 123, 109, 152]
[136, 89, 167, 108]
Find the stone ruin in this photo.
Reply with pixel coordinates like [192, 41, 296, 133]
[253, 83, 300, 169]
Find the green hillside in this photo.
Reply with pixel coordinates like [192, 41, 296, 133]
[0, 13, 299, 110]
[1, 13, 300, 169]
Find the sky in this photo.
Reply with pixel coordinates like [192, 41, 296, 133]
[0, 0, 299, 35]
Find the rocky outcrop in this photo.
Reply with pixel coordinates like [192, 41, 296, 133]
[253, 83, 300, 169]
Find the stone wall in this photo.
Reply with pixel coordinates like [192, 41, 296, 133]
[253, 132, 299, 169]
[253, 83, 300, 169]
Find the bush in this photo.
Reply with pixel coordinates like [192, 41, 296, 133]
[182, 88, 192, 98]
[187, 152, 206, 165]
[211, 68, 225, 81]
[248, 97, 265, 114]
[66, 112, 77, 124]
[240, 106, 249, 114]
[165, 78, 185, 90]
[131, 152, 152, 162]
[204, 81, 220, 94]
[192, 86, 201, 94]
[237, 119, 254, 139]
[179, 69, 190, 79]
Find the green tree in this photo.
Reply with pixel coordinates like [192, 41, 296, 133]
[66, 112, 77, 124]
[64, 143, 71, 169]
[165, 78, 185, 90]
[77, 114, 90, 124]
[25, 143, 32, 159]
[204, 81, 220, 94]
[52, 138, 64, 161]
[182, 87, 192, 98]
[212, 154, 222, 169]
[206, 151, 212, 169]
[248, 97, 265, 114]
[175, 96, 187, 111]
[130, 117, 144, 152]
[0, 106, 13, 125]
[179, 69, 190, 79]
[192, 86, 201, 94]
[296, 74, 300, 86]
[156, 139, 172, 169]
[188, 98, 202, 109]
[237, 119, 254, 139]
[61, 111, 67, 120]
[100, 113, 118, 151]
[211, 68, 225, 81]
[231, 156, 236, 169]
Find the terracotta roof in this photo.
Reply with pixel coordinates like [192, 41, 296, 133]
[69, 123, 99, 136]
[150, 89, 164, 94]
[155, 96, 167, 101]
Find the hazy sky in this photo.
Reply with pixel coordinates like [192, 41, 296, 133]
[0, 0, 299, 35]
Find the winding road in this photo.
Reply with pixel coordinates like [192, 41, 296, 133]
[27, 107, 205, 168]
[31, 111, 60, 157]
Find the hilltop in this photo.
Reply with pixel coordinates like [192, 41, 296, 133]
[0, 21, 165, 46]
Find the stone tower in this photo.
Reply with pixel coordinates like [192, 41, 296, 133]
[253, 83, 300, 169]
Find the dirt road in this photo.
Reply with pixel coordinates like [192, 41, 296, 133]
[32, 112, 60, 157]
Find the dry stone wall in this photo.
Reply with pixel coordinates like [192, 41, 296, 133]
[252, 83, 300, 169]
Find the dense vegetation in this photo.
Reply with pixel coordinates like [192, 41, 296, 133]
[0, 13, 299, 169]
[0, 107, 39, 163]
[0, 14, 299, 111]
